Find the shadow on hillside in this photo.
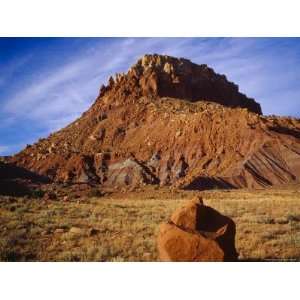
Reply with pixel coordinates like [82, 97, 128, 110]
[269, 125, 300, 139]
[183, 176, 235, 191]
[0, 162, 50, 197]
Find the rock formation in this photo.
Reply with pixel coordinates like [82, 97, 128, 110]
[8, 54, 300, 190]
[157, 196, 238, 261]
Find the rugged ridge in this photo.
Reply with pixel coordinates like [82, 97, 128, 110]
[98, 54, 262, 114]
[9, 54, 300, 190]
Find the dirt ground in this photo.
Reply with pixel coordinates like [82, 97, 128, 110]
[0, 185, 300, 261]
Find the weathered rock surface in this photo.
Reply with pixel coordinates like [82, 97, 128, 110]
[101, 54, 262, 114]
[105, 158, 158, 187]
[157, 197, 238, 261]
[158, 223, 225, 262]
[8, 54, 300, 190]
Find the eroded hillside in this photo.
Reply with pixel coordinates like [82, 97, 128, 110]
[9, 54, 300, 189]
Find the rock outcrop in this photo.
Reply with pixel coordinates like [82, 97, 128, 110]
[157, 197, 238, 261]
[8, 54, 300, 190]
[99, 54, 262, 114]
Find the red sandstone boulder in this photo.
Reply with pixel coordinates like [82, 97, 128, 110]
[157, 197, 238, 261]
[170, 195, 203, 230]
[157, 223, 224, 262]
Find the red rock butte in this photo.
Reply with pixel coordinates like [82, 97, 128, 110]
[9, 54, 300, 190]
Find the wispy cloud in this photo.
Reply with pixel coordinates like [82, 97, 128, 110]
[0, 53, 33, 88]
[2, 38, 196, 130]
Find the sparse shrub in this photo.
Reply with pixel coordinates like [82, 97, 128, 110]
[9, 206, 16, 212]
[245, 215, 269, 224]
[256, 216, 275, 224]
[287, 214, 300, 223]
[292, 223, 300, 231]
[30, 189, 45, 198]
[275, 217, 289, 224]
[0, 248, 20, 261]
[0, 237, 21, 261]
[15, 206, 28, 214]
[56, 251, 81, 262]
[109, 256, 126, 262]
[30, 227, 42, 235]
[87, 188, 104, 198]
[261, 230, 281, 240]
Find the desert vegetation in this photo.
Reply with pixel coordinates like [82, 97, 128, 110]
[0, 185, 299, 261]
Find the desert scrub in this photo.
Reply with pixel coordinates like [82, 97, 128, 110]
[1, 187, 300, 261]
[287, 214, 300, 223]
[0, 237, 21, 261]
[87, 188, 104, 198]
[30, 189, 45, 198]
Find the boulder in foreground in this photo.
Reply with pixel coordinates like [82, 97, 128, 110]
[157, 196, 238, 261]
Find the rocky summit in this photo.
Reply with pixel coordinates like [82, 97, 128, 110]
[9, 54, 300, 190]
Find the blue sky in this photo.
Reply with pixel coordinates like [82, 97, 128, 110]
[1, 38, 300, 156]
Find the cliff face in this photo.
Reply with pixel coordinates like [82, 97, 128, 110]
[98, 54, 262, 114]
[9, 54, 300, 190]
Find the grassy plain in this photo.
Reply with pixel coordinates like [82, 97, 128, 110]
[0, 186, 300, 261]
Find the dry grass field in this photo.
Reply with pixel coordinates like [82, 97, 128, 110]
[0, 186, 300, 261]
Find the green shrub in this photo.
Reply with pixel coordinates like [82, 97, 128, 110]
[30, 189, 45, 198]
